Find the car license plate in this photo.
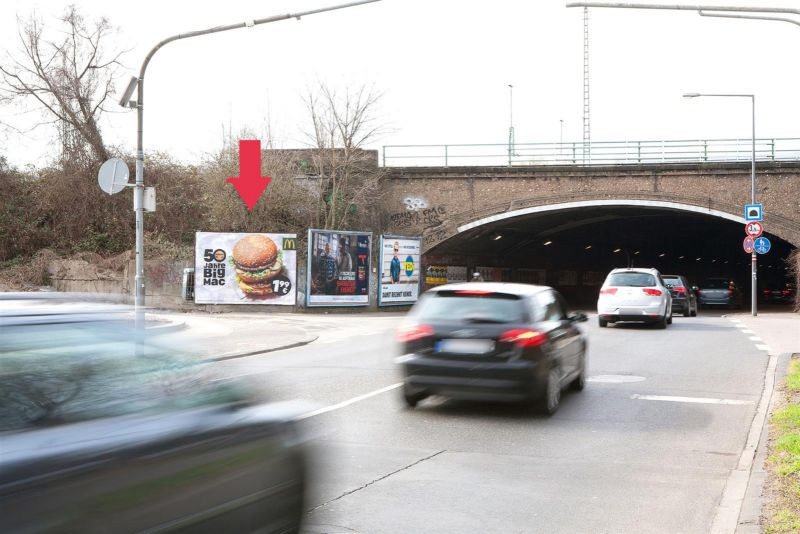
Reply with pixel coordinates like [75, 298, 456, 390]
[436, 339, 495, 354]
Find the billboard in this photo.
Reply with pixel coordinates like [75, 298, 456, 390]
[194, 232, 297, 305]
[378, 235, 421, 306]
[307, 229, 372, 306]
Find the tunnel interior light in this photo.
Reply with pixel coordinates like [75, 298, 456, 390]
[658, 253, 666, 257]
[679, 256, 685, 259]
[633, 251, 640, 255]
[491, 233, 503, 241]
[696, 257, 702, 261]
[543, 240, 553, 246]
[613, 248, 621, 253]
[712, 259, 716, 263]
[584, 245, 592, 250]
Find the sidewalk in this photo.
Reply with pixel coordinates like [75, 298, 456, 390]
[728, 310, 799, 533]
[148, 309, 321, 361]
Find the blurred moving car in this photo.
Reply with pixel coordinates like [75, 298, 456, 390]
[760, 281, 796, 305]
[597, 268, 673, 328]
[0, 294, 307, 533]
[662, 274, 698, 317]
[697, 278, 743, 309]
[396, 283, 588, 415]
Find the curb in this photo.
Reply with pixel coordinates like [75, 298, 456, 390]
[735, 352, 792, 533]
[145, 320, 187, 335]
[204, 334, 319, 363]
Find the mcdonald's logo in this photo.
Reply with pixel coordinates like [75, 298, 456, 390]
[282, 238, 297, 250]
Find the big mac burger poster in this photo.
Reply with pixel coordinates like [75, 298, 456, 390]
[194, 232, 297, 305]
[307, 229, 371, 307]
[378, 235, 421, 306]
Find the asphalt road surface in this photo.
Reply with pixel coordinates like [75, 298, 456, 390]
[208, 311, 769, 534]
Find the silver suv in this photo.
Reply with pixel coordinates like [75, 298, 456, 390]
[597, 268, 673, 328]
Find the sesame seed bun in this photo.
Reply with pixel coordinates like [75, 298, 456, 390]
[232, 235, 278, 271]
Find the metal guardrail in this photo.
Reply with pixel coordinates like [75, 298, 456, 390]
[382, 138, 800, 167]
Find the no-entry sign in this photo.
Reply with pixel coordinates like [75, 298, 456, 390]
[745, 221, 763, 238]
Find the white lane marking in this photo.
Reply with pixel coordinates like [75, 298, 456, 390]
[740, 329, 755, 334]
[730, 319, 742, 323]
[710, 353, 778, 533]
[748, 336, 762, 342]
[296, 383, 403, 420]
[588, 375, 646, 383]
[631, 394, 754, 406]
[755, 344, 771, 352]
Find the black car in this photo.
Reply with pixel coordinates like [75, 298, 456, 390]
[662, 274, 698, 317]
[760, 281, 796, 305]
[396, 283, 588, 415]
[697, 278, 744, 309]
[0, 294, 307, 533]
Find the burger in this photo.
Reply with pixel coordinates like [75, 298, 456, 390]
[231, 235, 283, 297]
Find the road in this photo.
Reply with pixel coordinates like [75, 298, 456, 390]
[203, 311, 769, 533]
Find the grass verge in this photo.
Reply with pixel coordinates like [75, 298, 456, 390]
[764, 356, 800, 533]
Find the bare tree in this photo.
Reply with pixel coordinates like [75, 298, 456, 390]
[0, 6, 124, 168]
[304, 83, 386, 230]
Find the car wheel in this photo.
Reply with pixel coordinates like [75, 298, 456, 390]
[691, 304, 697, 317]
[598, 317, 608, 328]
[570, 357, 586, 392]
[667, 313, 672, 325]
[402, 386, 426, 408]
[684, 306, 691, 318]
[655, 315, 667, 329]
[537, 367, 561, 415]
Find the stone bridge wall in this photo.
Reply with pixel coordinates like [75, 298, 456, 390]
[381, 162, 800, 250]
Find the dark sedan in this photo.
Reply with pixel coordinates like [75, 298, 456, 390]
[396, 283, 588, 415]
[662, 274, 698, 317]
[697, 278, 743, 309]
[0, 294, 307, 533]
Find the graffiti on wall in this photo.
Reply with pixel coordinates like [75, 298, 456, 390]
[390, 205, 447, 229]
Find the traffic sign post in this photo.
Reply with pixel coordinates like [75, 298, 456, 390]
[745, 221, 763, 238]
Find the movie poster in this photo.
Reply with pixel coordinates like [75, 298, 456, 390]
[378, 235, 421, 306]
[194, 232, 297, 305]
[307, 229, 371, 306]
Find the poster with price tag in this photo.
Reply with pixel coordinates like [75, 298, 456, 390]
[194, 232, 297, 305]
[379, 235, 421, 306]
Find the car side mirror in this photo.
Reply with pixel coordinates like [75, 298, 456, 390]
[569, 312, 588, 323]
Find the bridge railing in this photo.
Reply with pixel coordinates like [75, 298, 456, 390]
[382, 138, 800, 167]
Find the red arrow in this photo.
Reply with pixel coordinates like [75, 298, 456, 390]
[226, 140, 271, 211]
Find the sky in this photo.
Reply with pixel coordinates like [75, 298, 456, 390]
[1, 0, 799, 168]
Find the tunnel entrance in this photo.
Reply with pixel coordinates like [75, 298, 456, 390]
[423, 203, 796, 308]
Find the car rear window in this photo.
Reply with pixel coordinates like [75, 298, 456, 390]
[702, 279, 731, 289]
[662, 277, 683, 288]
[606, 272, 656, 287]
[411, 291, 526, 323]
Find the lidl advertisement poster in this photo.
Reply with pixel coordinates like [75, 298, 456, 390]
[194, 232, 297, 305]
[379, 235, 421, 306]
[307, 229, 371, 306]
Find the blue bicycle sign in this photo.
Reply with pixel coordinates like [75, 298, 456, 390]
[754, 237, 771, 255]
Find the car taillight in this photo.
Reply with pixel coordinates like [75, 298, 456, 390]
[642, 288, 662, 296]
[727, 289, 734, 296]
[599, 288, 618, 295]
[500, 329, 546, 348]
[396, 324, 434, 343]
[783, 290, 792, 295]
[763, 290, 771, 295]
[673, 286, 687, 294]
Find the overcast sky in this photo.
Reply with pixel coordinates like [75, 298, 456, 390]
[1, 0, 799, 168]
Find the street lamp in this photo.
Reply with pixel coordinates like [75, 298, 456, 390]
[683, 92, 757, 316]
[120, 0, 381, 330]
